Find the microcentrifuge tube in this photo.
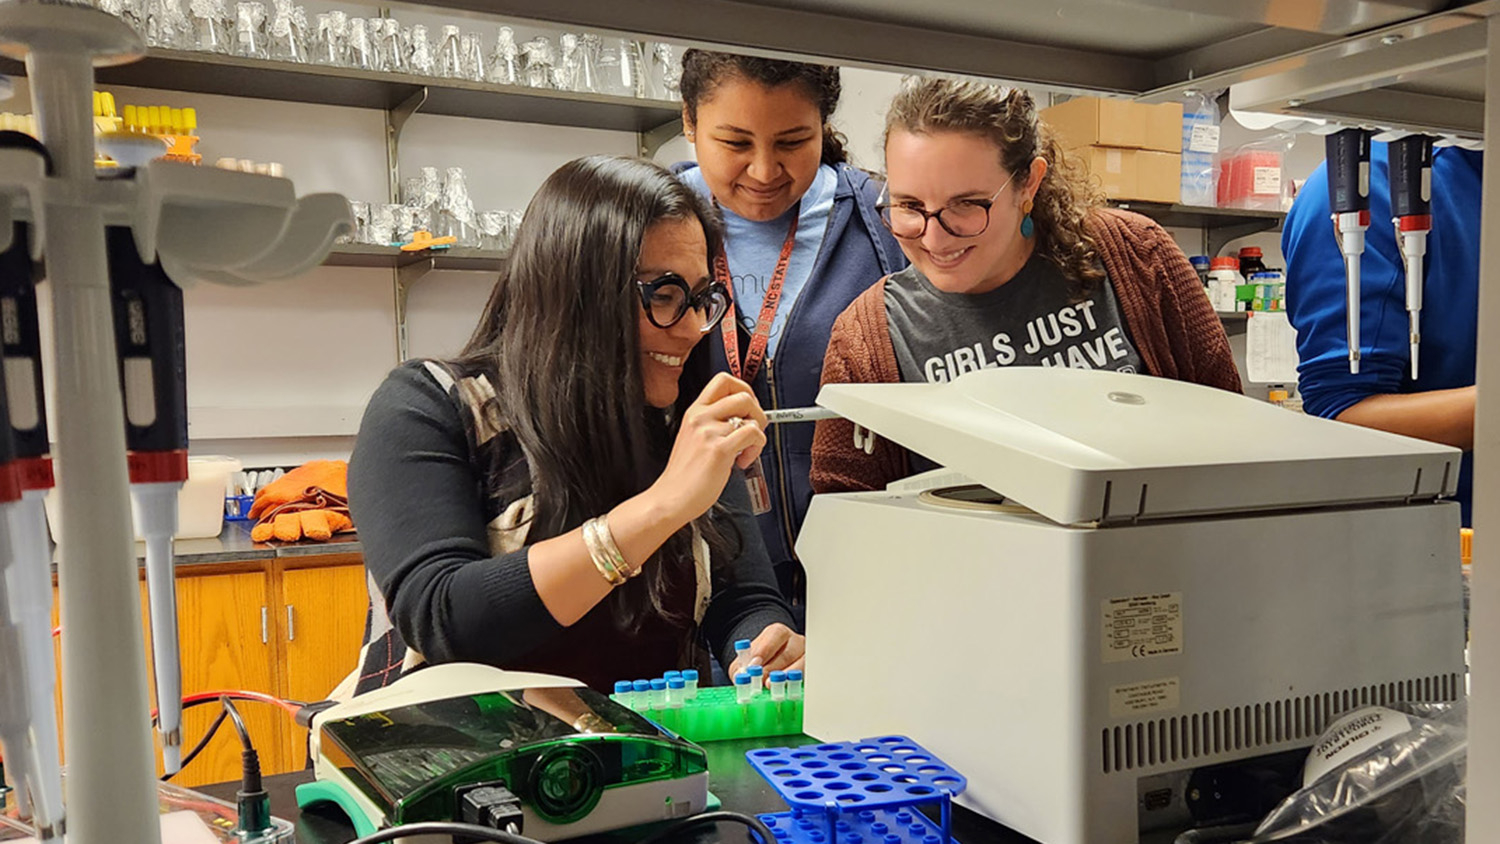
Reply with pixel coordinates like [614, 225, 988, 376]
[614, 680, 633, 708]
[650, 677, 668, 709]
[633, 679, 652, 709]
[787, 668, 803, 700]
[734, 671, 753, 704]
[747, 663, 764, 694]
[769, 669, 787, 701]
[667, 676, 686, 708]
[682, 668, 700, 700]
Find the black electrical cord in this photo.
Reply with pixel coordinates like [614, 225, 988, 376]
[212, 695, 273, 836]
[1172, 821, 1262, 844]
[162, 707, 228, 782]
[347, 810, 776, 844]
[218, 696, 253, 752]
[634, 810, 776, 844]
[346, 821, 546, 844]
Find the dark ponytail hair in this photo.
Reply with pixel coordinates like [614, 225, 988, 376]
[454, 155, 729, 635]
[680, 48, 848, 166]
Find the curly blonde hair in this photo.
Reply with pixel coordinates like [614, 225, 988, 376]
[884, 78, 1106, 294]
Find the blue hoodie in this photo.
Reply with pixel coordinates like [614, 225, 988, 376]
[1283, 144, 1481, 523]
[675, 161, 907, 569]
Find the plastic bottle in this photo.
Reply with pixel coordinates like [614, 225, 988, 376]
[1188, 255, 1211, 286]
[1207, 256, 1239, 313]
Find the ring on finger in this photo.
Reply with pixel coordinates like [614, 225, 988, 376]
[728, 416, 745, 431]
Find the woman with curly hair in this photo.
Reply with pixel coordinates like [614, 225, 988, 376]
[811, 79, 1242, 493]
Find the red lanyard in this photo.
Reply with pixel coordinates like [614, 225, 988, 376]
[717, 203, 801, 384]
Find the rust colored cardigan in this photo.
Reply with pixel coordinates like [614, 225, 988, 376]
[811, 208, 1243, 494]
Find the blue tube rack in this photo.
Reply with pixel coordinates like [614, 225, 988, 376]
[746, 736, 967, 844]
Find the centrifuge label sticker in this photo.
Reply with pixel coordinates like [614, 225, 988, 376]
[1110, 677, 1180, 718]
[1102, 593, 1182, 663]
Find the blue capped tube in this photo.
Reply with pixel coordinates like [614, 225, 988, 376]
[667, 676, 686, 709]
[769, 669, 787, 701]
[682, 668, 700, 700]
[787, 668, 804, 700]
[734, 671, 753, 704]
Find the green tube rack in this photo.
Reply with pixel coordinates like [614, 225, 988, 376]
[610, 686, 803, 742]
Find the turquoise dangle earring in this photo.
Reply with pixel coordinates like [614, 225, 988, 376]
[1020, 197, 1035, 238]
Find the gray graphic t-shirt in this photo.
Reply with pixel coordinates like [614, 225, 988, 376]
[885, 255, 1143, 384]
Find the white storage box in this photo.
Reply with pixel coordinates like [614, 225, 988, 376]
[46, 454, 242, 543]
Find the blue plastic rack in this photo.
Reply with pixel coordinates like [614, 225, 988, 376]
[746, 736, 967, 844]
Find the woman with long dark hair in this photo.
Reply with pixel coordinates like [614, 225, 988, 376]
[347, 155, 803, 693]
[674, 49, 906, 610]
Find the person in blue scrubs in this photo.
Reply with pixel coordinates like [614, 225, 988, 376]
[1283, 143, 1482, 524]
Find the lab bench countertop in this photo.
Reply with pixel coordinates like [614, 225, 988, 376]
[50, 519, 362, 568]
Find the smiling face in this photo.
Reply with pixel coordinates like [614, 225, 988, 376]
[685, 77, 824, 221]
[884, 128, 1043, 295]
[636, 217, 712, 408]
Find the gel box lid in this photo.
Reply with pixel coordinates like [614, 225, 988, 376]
[816, 368, 1460, 526]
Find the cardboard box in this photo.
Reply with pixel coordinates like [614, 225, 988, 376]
[1136, 149, 1182, 203]
[1043, 97, 1183, 153]
[1143, 101, 1183, 153]
[1085, 147, 1181, 204]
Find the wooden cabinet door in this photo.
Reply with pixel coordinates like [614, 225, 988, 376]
[168, 567, 285, 788]
[277, 560, 367, 769]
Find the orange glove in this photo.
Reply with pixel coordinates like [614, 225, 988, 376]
[248, 460, 354, 543]
[252, 508, 354, 543]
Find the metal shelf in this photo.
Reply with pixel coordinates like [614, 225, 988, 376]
[0, 47, 687, 133]
[1110, 201, 1285, 256]
[0, 48, 683, 135]
[10, 46, 632, 363]
[324, 243, 508, 273]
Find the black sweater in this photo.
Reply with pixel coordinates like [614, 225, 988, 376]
[348, 362, 794, 690]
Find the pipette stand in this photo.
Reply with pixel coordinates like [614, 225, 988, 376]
[0, 5, 351, 844]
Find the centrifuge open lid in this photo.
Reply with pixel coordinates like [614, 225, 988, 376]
[815, 368, 1461, 526]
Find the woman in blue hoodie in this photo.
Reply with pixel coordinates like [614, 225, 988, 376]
[675, 50, 906, 612]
